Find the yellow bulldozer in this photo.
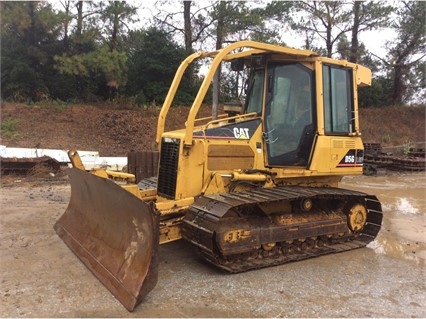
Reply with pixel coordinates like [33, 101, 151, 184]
[54, 41, 383, 311]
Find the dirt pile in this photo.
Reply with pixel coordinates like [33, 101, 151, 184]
[1, 102, 424, 156]
[1, 103, 161, 156]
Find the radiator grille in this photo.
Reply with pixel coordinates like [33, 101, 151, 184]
[157, 138, 180, 199]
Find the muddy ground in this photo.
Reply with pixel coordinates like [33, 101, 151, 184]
[1, 172, 425, 318]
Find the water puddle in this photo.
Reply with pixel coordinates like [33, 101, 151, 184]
[341, 172, 426, 265]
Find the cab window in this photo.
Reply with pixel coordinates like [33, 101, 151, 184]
[323, 65, 354, 134]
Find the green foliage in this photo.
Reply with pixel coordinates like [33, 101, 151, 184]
[290, 2, 351, 56]
[0, 1, 66, 101]
[359, 76, 393, 107]
[134, 91, 147, 106]
[0, 0, 423, 107]
[55, 47, 128, 86]
[382, 134, 391, 144]
[208, 1, 283, 44]
[384, 1, 426, 104]
[125, 27, 196, 105]
[1, 59, 37, 102]
[97, 1, 138, 51]
[290, 1, 392, 59]
[403, 138, 414, 156]
[1, 118, 19, 138]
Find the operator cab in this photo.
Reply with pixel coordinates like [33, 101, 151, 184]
[242, 56, 355, 168]
[243, 59, 315, 167]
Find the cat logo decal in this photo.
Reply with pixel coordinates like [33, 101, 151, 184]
[233, 127, 250, 139]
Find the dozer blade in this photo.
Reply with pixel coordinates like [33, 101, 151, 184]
[54, 168, 160, 311]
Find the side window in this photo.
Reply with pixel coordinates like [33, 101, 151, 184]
[323, 65, 354, 134]
[246, 69, 265, 114]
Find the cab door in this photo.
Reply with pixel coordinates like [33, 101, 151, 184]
[264, 63, 316, 167]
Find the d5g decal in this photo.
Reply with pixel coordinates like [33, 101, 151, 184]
[337, 149, 364, 167]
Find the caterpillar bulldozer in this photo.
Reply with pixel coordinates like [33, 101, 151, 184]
[54, 41, 383, 311]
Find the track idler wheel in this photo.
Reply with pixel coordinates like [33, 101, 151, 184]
[299, 198, 313, 212]
[346, 202, 368, 233]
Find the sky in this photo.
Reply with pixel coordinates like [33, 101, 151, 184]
[278, 27, 396, 60]
[133, 0, 398, 60]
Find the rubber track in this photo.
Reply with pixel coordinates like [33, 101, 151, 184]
[186, 186, 383, 273]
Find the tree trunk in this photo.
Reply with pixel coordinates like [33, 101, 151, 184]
[349, 1, 361, 63]
[325, 3, 333, 58]
[212, 2, 225, 120]
[183, 1, 194, 82]
[110, 2, 120, 51]
[27, 2, 36, 47]
[63, 1, 70, 51]
[26, 2, 38, 100]
[76, 1, 83, 52]
[75, 1, 84, 98]
[183, 1, 192, 52]
[392, 65, 405, 104]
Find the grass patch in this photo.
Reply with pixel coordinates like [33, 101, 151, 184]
[1, 117, 19, 138]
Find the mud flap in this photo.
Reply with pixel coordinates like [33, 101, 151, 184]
[54, 168, 160, 311]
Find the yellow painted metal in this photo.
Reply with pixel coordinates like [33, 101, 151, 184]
[69, 40, 372, 204]
[262, 243, 276, 251]
[201, 112, 258, 132]
[207, 145, 254, 171]
[64, 38, 371, 199]
[68, 149, 85, 170]
[347, 203, 368, 232]
[120, 184, 142, 199]
[155, 197, 194, 215]
[67, 149, 136, 183]
[314, 60, 326, 136]
[355, 64, 372, 87]
[156, 51, 204, 146]
[159, 217, 184, 244]
[230, 171, 267, 182]
[155, 41, 317, 148]
[224, 229, 251, 243]
[183, 41, 317, 147]
[105, 170, 136, 181]
[202, 172, 226, 195]
[138, 188, 157, 201]
[308, 135, 365, 175]
[58, 40, 375, 311]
